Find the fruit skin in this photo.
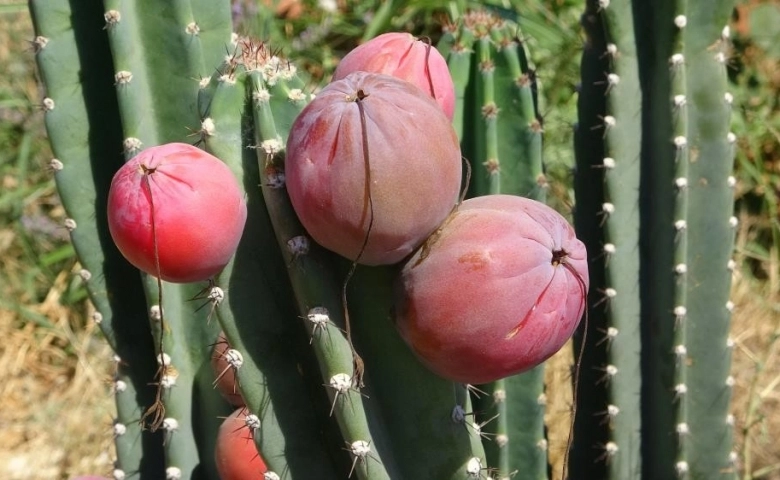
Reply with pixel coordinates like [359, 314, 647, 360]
[393, 194, 589, 384]
[332, 32, 455, 120]
[215, 408, 268, 479]
[285, 71, 462, 266]
[107, 143, 247, 283]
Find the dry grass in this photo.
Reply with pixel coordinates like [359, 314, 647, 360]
[0, 273, 115, 480]
[730, 210, 780, 480]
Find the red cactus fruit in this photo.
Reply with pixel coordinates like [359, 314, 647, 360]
[393, 194, 589, 384]
[107, 143, 247, 283]
[211, 332, 245, 407]
[215, 408, 268, 479]
[286, 71, 462, 265]
[332, 32, 455, 119]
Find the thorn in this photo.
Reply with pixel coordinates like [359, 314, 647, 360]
[595, 364, 618, 385]
[595, 441, 619, 464]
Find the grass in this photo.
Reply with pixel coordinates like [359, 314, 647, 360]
[0, 0, 778, 478]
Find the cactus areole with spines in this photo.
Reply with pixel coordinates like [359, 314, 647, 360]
[215, 408, 269, 479]
[285, 71, 462, 265]
[107, 143, 247, 283]
[394, 195, 589, 384]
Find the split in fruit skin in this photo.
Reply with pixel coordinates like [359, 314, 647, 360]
[285, 71, 462, 266]
[393, 194, 589, 385]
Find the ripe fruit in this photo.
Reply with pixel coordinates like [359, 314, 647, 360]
[211, 332, 245, 406]
[332, 32, 455, 119]
[107, 143, 247, 283]
[393, 195, 589, 384]
[215, 408, 268, 479]
[285, 71, 462, 265]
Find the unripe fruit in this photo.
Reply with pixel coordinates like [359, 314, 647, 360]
[211, 332, 245, 407]
[394, 195, 589, 384]
[215, 408, 268, 479]
[333, 32, 455, 119]
[107, 143, 247, 283]
[286, 72, 462, 265]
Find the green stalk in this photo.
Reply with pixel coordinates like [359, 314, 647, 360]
[98, 2, 236, 475]
[633, 0, 737, 477]
[200, 61, 342, 478]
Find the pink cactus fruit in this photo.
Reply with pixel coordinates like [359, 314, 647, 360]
[107, 143, 247, 283]
[332, 32, 455, 119]
[285, 71, 462, 265]
[215, 408, 268, 479]
[393, 194, 589, 384]
[211, 332, 245, 407]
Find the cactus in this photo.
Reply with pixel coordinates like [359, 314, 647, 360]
[570, 1, 643, 478]
[29, 0, 740, 479]
[572, 1, 738, 479]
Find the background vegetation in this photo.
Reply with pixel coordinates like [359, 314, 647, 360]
[0, 0, 777, 478]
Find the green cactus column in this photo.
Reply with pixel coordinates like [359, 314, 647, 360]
[28, 1, 165, 477]
[345, 264, 488, 480]
[572, 0, 738, 478]
[572, 1, 643, 478]
[99, 2, 237, 477]
[635, 0, 738, 478]
[197, 56, 344, 478]
[246, 50, 397, 479]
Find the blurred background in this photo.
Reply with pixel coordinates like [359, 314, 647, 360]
[0, 0, 777, 478]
